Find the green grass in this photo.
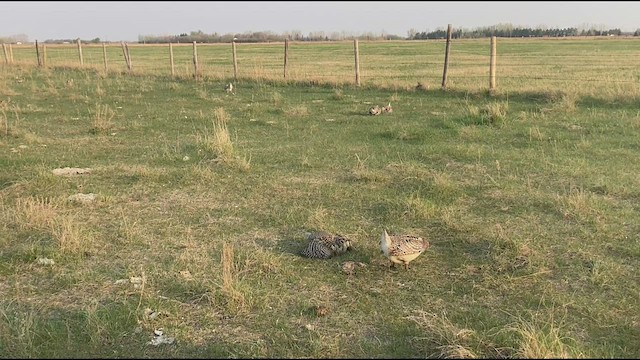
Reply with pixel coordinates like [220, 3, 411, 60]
[6, 37, 640, 99]
[0, 38, 639, 358]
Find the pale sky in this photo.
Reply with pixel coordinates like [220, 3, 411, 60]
[1, 1, 639, 42]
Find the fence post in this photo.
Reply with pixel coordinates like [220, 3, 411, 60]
[2, 43, 8, 64]
[169, 43, 175, 78]
[35, 40, 41, 67]
[489, 36, 497, 93]
[77, 38, 84, 66]
[283, 38, 289, 78]
[42, 44, 47, 67]
[121, 42, 132, 72]
[192, 41, 199, 80]
[102, 43, 108, 72]
[232, 41, 238, 81]
[441, 24, 452, 90]
[121, 42, 128, 70]
[354, 39, 361, 87]
[126, 43, 132, 71]
[8, 44, 13, 63]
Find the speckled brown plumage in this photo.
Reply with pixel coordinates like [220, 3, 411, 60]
[369, 105, 382, 116]
[380, 229, 429, 270]
[300, 231, 353, 259]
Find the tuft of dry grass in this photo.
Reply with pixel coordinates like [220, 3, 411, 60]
[556, 187, 602, 226]
[210, 107, 233, 159]
[331, 89, 344, 100]
[542, 91, 578, 113]
[271, 91, 283, 105]
[406, 310, 480, 359]
[221, 242, 247, 314]
[0, 304, 38, 358]
[507, 312, 586, 359]
[13, 196, 93, 255]
[404, 192, 438, 221]
[200, 107, 251, 170]
[0, 108, 8, 137]
[0, 101, 21, 137]
[14, 196, 59, 231]
[95, 83, 106, 97]
[529, 126, 545, 141]
[482, 101, 509, 125]
[90, 103, 115, 134]
[284, 104, 309, 117]
[349, 154, 389, 183]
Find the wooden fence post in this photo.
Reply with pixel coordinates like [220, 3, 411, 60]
[9, 44, 13, 63]
[42, 44, 47, 67]
[2, 43, 8, 64]
[169, 43, 175, 78]
[35, 40, 41, 67]
[192, 41, 199, 80]
[126, 43, 132, 71]
[441, 24, 452, 90]
[354, 39, 361, 87]
[102, 43, 108, 72]
[283, 38, 289, 78]
[77, 38, 84, 66]
[121, 42, 128, 69]
[121, 42, 132, 72]
[489, 36, 497, 92]
[232, 41, 238, 81]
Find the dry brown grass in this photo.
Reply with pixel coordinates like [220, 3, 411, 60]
[0, 108, 8, 137]
[284, 104, 309, 117]
[90, 103, 115, 134]
[507, 312, 586, 359]
[221, 242, 247, 314]
[200, 107, 250, 170]
[13, 196, 93, 255]
[406, 310, 480, 359]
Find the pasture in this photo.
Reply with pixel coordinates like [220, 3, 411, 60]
[1, 38, 639, 358]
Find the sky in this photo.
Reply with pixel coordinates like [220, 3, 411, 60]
[1, 1, 639, 42]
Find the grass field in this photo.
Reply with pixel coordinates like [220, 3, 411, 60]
[1, 38, 639, 358]
[6, 37, 640, 97]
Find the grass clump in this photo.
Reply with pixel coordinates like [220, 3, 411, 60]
[201, 107, 250, 171]
[284, 104, 309, 117]
[89, 103, 115, 134]
[507, 312, 587, 359]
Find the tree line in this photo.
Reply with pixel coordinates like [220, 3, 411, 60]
[136, 26, 639, 44]
[408, 25, 631, 40]
[3, 24, 639, 45]
[136, 30, 403, 44]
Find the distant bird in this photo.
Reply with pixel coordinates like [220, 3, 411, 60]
[382, 102, 393, 114]
[369, 105, 382, 116]
[416, 82, 428, 91]
[380, 229, 430, 270]
[224, 83, 234, 93]
[300, 231, 353, 259]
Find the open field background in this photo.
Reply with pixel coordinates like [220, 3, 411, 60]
[1, 38, 639, 358]
[5, 37, 640, 97]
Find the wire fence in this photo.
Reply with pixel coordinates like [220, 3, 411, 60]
[2, 37, 640, 98]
